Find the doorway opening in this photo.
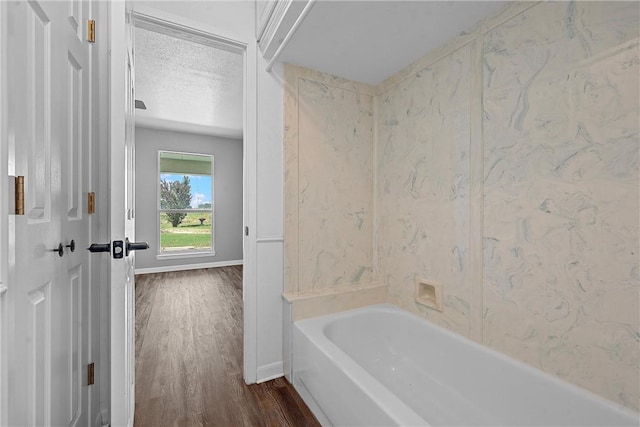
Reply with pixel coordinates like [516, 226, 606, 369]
[132, 14, 245, 272]
[131, 12, 248, 423]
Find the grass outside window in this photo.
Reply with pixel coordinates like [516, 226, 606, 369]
[160, 212, 212, 252]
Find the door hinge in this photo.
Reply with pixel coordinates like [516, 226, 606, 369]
[87, 20, 96, 43]
[88, 363, 95, 385]
[88, 192, 95, 214]
[11, 176, 25, 215]
[245, 226, 249, 236]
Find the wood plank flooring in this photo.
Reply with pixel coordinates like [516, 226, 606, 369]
[134, 266, 320, 427]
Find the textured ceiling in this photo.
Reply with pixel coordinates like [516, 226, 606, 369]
[279, 1, 506, 85]
[135, 26, 243, 138]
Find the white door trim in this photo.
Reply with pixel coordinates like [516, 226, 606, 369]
[0, 1, 8, 424]
[108, 2, 135, 425]
[108, 0, 125, 421]
[124, 4, 259, 385]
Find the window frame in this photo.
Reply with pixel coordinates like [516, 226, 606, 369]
[156, 150, 215, 259]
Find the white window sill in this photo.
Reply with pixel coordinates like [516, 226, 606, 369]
[156, 251, 216, 261]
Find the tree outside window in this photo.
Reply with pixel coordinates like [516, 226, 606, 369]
[160, 176, 192, 227]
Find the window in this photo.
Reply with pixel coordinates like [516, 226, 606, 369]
[158, 151, 214, 256]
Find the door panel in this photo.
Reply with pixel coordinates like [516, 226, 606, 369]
[25, 0, 52, 221]
[8, 1, 59, 423]
[67, 0, 82, 41]
[66, 52, 82, 219]
[67, 265, 82, 425]
[6, 0, 93, 425]
[27, 282, 51, 427]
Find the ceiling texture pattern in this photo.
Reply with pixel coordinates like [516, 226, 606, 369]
[135, 25, 244, 138]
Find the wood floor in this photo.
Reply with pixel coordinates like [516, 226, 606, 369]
[134, 266, 320, 427]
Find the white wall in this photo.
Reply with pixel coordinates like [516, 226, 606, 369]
[134, 127, 244, 272]
[255, 55, 284, 381]
[134, 1, 285, 382]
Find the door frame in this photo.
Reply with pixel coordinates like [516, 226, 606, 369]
[0, 1, 8, 424]
[111, 3, 259, 397]
[108, 1, 135, 424]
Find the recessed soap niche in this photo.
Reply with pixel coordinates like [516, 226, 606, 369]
[414, 277, 443, 312]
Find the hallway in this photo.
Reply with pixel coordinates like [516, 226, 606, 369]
[134, 267, 319, 426]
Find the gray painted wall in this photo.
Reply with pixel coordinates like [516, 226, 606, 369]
[134, 126, 243, 270]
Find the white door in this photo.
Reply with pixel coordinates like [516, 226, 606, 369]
[109, 1, 137, 425]
[60, 1, 93, 425]
[5, 0, 93, 425]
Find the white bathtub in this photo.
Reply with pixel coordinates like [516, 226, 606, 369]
[292, 304, 639, 426]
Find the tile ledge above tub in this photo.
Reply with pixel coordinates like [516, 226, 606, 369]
[282, 282, 388, 321]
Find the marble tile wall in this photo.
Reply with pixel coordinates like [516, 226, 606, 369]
[376, 45, 474, 337]
[283, 66, 377, 294]
[375, 1, 639, 410]
[481, 1, 639, 410]
[284, 0, 639, 411]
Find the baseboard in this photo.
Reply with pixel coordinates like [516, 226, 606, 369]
[134, 259, 243, 275]
[256, 361, 284, 383]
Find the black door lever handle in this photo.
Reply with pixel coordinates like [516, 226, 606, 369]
[88, 243, 111, 253]
[126, 238, 149, 256]
[87, 240, 149, 257]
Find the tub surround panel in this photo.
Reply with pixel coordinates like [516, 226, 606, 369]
[482, 1, 640, 409]
[376, 45, 473, 338]
[284, 64, 376, 295]
[283, 65, 300, 295]
[288, 64, 377, 96]
[467, 38, 486, 343]
[377, 2, 537, 94]
[298, 79, 375, 291]
[284, 1, 640, 411]
[283, 282, 387, 321]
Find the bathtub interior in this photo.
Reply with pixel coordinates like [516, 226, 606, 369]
[324, 311, 497, 425]
[293, 304, 639, 427]
[293, 325, 409, 426]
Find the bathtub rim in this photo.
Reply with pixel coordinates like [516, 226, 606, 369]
[293, 303, 640, 424]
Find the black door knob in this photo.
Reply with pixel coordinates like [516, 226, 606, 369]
[66, 240, 75, 252]
[51, 243, 64, 257]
